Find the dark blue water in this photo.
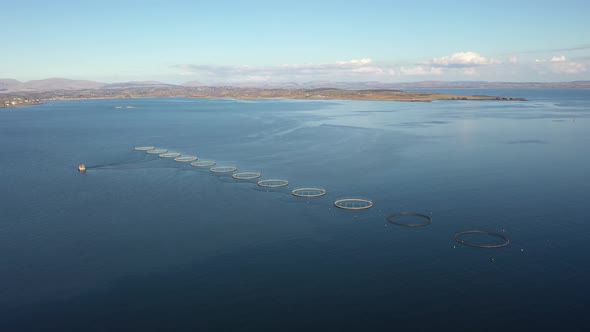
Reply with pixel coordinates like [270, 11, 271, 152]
[1, 90, 589, 331]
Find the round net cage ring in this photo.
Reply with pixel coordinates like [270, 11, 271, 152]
[334, 198, 373, 210]
[191, 160, 216, 168]
[146, 148, 168, 154]
[159, 152, 182, 158]
[232, 172, 262, 180]
[134, 146, 155, 151]
[386, 212, 432, 227]
[210, 166, 237, 173]
[454, 230, 511, 249]
[175, 156, 198, 162]
[257, 179, 289, 188]
[291, 187, 327, 198]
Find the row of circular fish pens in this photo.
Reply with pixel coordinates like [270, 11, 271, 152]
[135, 146, 510, 249]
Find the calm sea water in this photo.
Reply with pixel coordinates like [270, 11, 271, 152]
[1, 89, 589, 331]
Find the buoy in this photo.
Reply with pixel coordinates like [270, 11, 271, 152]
[78, 164, 87, 172]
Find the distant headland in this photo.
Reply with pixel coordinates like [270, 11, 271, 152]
[8, 77, 590, 108]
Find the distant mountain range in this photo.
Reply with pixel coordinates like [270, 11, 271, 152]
[0, 78, 105, 93]
[0, 79, 177, 93]
[1, 78, 589, 93]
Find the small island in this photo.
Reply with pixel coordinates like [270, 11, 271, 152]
[0, 86, 526, 108]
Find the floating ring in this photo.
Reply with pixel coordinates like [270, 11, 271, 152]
[334, 198, 373, 210]
[386, 212, 432, 227]
[191, 160, 216, 168]
[291, 187, 327, 198]
[210, 166, 237, 173]
[232, 172, 261, 180]
[175, 156, 198, 162]
[454, 230, 510, 248]
[159, 152, 182, 158]
[134, 146, 155, 151]
[147, 149, 167, 154]
[258, 179, 289, 188]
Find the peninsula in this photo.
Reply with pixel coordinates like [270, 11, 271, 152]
[0, 84, 526, 108]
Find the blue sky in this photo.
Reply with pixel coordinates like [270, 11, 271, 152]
[1, 0, 589, 83]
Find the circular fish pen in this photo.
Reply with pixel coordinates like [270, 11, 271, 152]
[232, 172, 261, 180]
[134, 146, 155, 151]
[258, 179, 289, 188]
[146, 148, 167, 154]
[191, 160, 216, 168]
[210, 166, 237, 173]
[291, 187, 327, 198]
[386, 212, 432, 227]
[454, 230, 510, 248]
[175, 156, 198, 162]
[334, 198, 373, 210]
[159, 152, 182, 158]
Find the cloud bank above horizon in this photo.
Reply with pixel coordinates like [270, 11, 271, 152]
[172, 51, 588, 83]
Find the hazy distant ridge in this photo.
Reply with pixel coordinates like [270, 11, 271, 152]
[1, 78, 589, 93]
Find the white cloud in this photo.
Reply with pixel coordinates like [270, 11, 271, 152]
[172, 53, 590, 82]
[399, 66, 443, 76]
[173, 58, 396, 81]
[536, 55, 568, 63]
[352, 66, 384, 74]
[279, 58, 377, 73]
[549, 61, 587, 74]
[533, 55, 587, 74]
[426, 52, 499, 68]
[177, 59, 386, 76]
[550, 55, 567, 62]
[336, 58, 372, 65]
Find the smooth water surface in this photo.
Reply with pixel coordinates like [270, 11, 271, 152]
[1, 89, 589, 330]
